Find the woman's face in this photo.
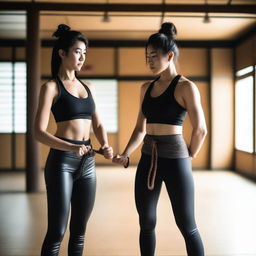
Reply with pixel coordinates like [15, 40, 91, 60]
[60, 40, 87, 72]
[146, 45, 170, 75]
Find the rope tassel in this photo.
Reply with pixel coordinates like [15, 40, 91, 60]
[147, 140, 158, 190]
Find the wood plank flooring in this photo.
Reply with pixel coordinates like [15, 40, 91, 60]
[0, 167, 256, 256]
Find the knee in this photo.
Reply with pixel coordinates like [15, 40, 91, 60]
[47, 226, 66, 242]
[139, 216, 156, 232]
[176, 222, 199, 239]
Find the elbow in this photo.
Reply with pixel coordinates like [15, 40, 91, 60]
[93, 123, 103, 133]
[34, 126, 45, 142]
[201, 126, 207, 137]
[134, 125, 145, 135]
[194, 126, 207, 138]
[34, 127, 41, 141]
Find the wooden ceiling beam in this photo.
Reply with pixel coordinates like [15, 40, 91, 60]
[0, 2, 255, 14]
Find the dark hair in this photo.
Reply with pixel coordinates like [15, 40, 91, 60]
[51, 24, 88, 78]
[146, 22, 179, 61]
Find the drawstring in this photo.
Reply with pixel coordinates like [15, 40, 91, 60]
[74, 146, 103, 181]
[147, 140, 158, 190]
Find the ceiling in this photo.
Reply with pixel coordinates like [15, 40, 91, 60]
[0, 0, 255, 41]
[1, 0, 255, 3]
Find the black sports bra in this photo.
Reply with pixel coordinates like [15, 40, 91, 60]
[141, 75, 187, 126]
[51, 76, 95, 123]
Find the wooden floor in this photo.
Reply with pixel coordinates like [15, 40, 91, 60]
[0, 167, 256, 256]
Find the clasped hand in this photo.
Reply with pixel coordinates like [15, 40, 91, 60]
[73, 144, 129, 166]
[112, 154, 129, 167]
[73, 144, 113, 159]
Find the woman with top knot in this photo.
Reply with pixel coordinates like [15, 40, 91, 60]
[113, 22, 207, 256]
[35, 24, 113, 256]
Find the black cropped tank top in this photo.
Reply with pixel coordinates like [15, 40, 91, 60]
[142, 75, 187, 126]
[51, 76, 95, 123]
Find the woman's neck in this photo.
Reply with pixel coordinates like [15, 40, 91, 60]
[58, 68, 76, 81]
[159, 63, 177, 83]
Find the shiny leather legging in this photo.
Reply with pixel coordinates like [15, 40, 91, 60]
[41, 139, 96, 256]
[135, 154, 204, 256]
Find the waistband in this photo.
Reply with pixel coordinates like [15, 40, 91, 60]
[57, 136, 91, 146]
[142, 134, 189, 159]
[142, 134, 189, 190]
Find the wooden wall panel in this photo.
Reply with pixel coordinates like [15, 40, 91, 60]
[15, 47, 25, 61]
[80, 48, 115, 76]
[15, 134, 25, 169]
[235, 35, 256, 71]
[0, 47, 12, 60]
[211, 48, 234, 169]
[0, 134, 11, 168]
[41, 47, 52, 76]
[235, 150, 256, 175]
[118, 48, 151, 76]
[178, 48, 208, 76]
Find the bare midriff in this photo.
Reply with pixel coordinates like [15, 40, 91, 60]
[146, 123, 182, 136]
[55, 119, 92, 141]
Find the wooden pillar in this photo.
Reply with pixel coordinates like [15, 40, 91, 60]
[26, 7, 41, 192]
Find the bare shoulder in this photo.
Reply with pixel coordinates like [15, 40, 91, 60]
[141, 80, 152, 92]
[83, 80, 95, 94]
[83, 80, 93, 88]
[42, 79, 57, 89]
[139, 81, 151, 100]
[177, 76, 200, 96]
[41, 79, 58, 95]
[178, 76, 198, 89]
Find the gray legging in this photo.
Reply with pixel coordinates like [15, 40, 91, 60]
[135, 135, 204, 256]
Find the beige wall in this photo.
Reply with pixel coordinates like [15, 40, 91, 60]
[1, 45, 216, 170]
[211, 48, 234, 169]
[235, 151, 256, 176]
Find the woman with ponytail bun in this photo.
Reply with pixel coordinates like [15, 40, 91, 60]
[52, 24, 71, 38]
[35, 24, 113, 256]
[159, 22, 177, 39]
[113, 22, 206, 255]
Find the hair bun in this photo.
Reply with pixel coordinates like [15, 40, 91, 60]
[53, 24, 71, 38]
[159, 22, 177, 40]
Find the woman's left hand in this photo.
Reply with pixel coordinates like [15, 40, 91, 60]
[102, 145, 113, 159]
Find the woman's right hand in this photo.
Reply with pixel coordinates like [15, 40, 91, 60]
[72, 144, 91, 157]
[112, 154, 129, 166]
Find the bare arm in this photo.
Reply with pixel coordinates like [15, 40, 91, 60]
[91, 111, 113, 159]
[92, 112, 109, 147]
[34, 81, 88, 156]
[182, 81, 207, 158]
[122, 109, 146, 157]
[112, 82, 149, 165]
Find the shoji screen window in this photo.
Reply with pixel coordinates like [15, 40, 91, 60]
[82, 79, 118, 133]
[0, 62, 27, 133]
[235, 66, 254, 153]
